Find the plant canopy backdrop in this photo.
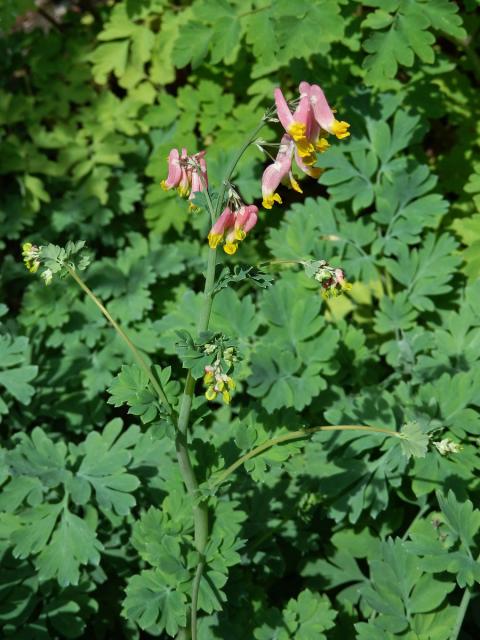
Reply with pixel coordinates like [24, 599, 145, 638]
[1, 0, 480, 639]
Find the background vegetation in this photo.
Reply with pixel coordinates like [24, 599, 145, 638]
[1, 0, 480, 638]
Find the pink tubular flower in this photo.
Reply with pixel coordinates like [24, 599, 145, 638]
[189, 150, 208, 210]
[223, 205, 258, 255]
[308, 84, 350, 140]
[161, 149, 181, 191]
[208, 202, 258, 255]
[208, 207, 235, 249]
[274, 88, 316, 163]
[178, 148, 190, 197]
[260, 81, 349, 209]
[294, 147, 323, 180]
[161, 147, 209, 206]
[261, 135, 294, 209]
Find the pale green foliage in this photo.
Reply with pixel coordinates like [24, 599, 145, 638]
[400, 421, 429, 459]
[361, 0, 466, 86]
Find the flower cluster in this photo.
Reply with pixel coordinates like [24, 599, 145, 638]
[161, 81, 350, 254]
[161, 148, 208, 211]
[22, 242, 40, 273]
[433, 439, 461, 456]
[261, 82, 350, 209]
[203, 344, 237, 404]
[22, 243, 53, 284]
[208, 186, 258, 254]
[312, 261, 352, 299]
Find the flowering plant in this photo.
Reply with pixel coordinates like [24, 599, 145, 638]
[20, 82, 434, 640]
[2, 1, 478, 638]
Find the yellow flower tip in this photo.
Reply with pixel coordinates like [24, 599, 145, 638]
[223, 242, 238, 255]
[289, 176, 303, 194]
[160, 180, 170, 192]
[177, 186, 190, 198]
[296, 140, 316, 159]
[204, 371, 214, 385]
[262, 193, 282, 210]
[222, 390, 231, 405]
[315, 138, 330, 153]
[216, 380, 225, 391]
[22, 242, 32, 253]
[234, 228, 246, 242]
[227, 377, 235, 390]
[29, 262, 39, 274]
[331, 119, 350, 140]
[342, 281, 353, 292]
[288, 122, 307, 142]
[208, 233, 222, 249]
[205, 387, 217, 401]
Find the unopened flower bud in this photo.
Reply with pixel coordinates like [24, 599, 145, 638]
[205, 387, 217, 401]
[204, 343, 216, 355]
[433, 439, 461, 455]
[41, 268, 53, 286]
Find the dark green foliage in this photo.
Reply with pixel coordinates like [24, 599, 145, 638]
[1, 0, 480, 638]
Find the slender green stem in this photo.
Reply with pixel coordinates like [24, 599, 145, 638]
[261, 259, 307, 268]
[450, 586, 473, 640]
[211, 425, 401, 488]
[450, 552, 480, 640]
[190, 558, 205, 639]
[195, 168, 216, 225]
[65, 265, 174, 417]
[174, 118, 268, 640]
[215, 119, 267, 218]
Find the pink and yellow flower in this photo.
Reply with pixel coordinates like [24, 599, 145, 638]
[261, 82, 349, 209]
[208, 203, 258, 254]
[261, 135, 295, 209]
[274, 88, 316, 162]
[307, 83, 350, 140]
[161, 147, 209, 208]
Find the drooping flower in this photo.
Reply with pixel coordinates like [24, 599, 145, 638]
[208, 206, 235, 250]
[22, 242, 41, 273]
[161, 148, 182, 191]
[161, 147, 208, 207]
[274, 88, 316, 162]
[308, 83, 350, 140]
[261, 135, 295, 209]
[261, 134, 325, 209]
[208, 198, 258, 255]
[261, 82, 349, 209]
[204, 365, 235, 404]
[223, 205, 258, 255]
[188, 151, 208, 210]
[203, 364, 235, 404]
[21, 242, 54, 285]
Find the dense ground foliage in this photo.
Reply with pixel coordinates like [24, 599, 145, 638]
[1, 0, 480, 638]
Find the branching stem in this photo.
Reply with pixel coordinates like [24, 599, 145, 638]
[211, 424, 401, 488]
[65, 265, 174, 417]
